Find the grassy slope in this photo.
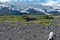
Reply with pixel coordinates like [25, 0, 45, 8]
[0, 15, 55, 26]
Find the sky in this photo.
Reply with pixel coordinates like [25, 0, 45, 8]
[0, 0, 8, 2]
[0, 0, 60, 4]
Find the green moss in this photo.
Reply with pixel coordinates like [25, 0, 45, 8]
[0, 15, 54, 26]
[57, 23, 60, 27]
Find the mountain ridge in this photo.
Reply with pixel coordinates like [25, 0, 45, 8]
[0, 2, 60, 15]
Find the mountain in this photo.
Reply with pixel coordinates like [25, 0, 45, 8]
[25, 8, 45, 15]
[0, 6, 31, 15]
[0, 2, 60, 15]
[47, 11, 60, 15]
[0, 2, 46, 15]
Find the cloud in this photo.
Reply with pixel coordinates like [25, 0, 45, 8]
[40, 0, 60, 4]
[1, 0, 60, 4]
[0, 0, 8, 2]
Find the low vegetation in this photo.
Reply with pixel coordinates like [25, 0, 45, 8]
[0, 15, 55, 26]
[0, 16, 26, 25]
[23, 15, 54, 26]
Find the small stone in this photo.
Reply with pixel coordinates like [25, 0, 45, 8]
[7, 38, 11, 40]
[0, 32, 4, 34]
[33, 35, 37, 38]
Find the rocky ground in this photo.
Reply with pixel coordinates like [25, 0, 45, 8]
[0, 21, 60, 40]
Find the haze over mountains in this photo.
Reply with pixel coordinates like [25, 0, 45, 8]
[0, 1, 60, 15]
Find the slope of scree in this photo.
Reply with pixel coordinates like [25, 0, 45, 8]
[0, 21, 60, 40]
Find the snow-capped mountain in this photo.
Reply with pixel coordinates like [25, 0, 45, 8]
[0, 2, 60, 15]
[24, 8, 45, 15]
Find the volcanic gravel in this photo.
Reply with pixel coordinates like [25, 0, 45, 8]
[0, 21, 60, 40]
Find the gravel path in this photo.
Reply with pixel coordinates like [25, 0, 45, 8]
[0, 21, 60, 40]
